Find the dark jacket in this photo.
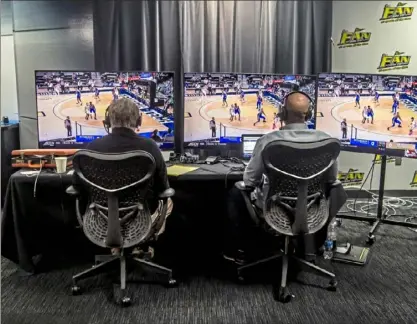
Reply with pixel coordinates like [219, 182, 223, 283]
[75, 127, 169, 212]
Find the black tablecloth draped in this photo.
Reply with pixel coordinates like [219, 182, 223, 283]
[1, 165, 244, 274]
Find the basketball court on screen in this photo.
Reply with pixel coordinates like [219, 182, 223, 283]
[317, 90, 417, 143]
[37, 92, 168, 142]
[184, 92, 279, 141]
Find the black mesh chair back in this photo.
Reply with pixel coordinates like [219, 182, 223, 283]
[73, 150, 156, 249]
[262, 138, 340, 236]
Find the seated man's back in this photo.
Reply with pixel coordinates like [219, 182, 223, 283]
[80, 98, 169, 212]
[244, 92, 338, 208]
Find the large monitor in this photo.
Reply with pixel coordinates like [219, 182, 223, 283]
[316, 73, 417, 158]
[183, 73, 317, 148]
[36, 71, 175, 150]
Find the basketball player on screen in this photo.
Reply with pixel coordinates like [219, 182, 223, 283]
[361, 106, 368, 124]
[89, 101, 97, 120]
[229, 105, 235, 122]
[355, 92, 360, 108]
[388, 112, 402, 130]
[209, 117, 216, 138]
[341, 118, 348, 139]
[272, 112, 281, 130]
[64, 116, 72, 137]
[112, 87, 119, 101]
[84, 102, 90, 120]
[253, 108, 267, 126]
[392, 97, 399, 114]
[374, 90, 380, 105]
[222, 90, 228, 107]
[409, 117, 416, 136]
[366, 106, 374, 124]
[256, 93, 263, 110]
[234, 103, 241, 121]
[94, 87, 100, 102]
[76, 89, 82, 105]
[240, 89, 245, 103]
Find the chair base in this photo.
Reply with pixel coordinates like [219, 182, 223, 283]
[236, 250, 336, 303]
[71, 251, 176, 306]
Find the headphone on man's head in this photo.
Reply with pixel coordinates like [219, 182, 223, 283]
[280, 90, 314, 122]
[102, 104, 142, 134]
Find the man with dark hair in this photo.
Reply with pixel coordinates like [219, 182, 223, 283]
[224, 92, 339, 263]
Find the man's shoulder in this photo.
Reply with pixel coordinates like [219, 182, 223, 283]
[260, 128, 333, 143]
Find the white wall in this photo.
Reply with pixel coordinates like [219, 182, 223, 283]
[332, 1, 417, 75]
[1, 35, 19, 120]
[332, 1, 417, 191]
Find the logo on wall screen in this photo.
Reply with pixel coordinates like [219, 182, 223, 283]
[410, 171, 417, 187]
[337, 169, 365, 187]
[338, 28, 371, 48]
[377, 51, 411, 72]
[380, 2, 414, 23]
[374, 154, 396, 164]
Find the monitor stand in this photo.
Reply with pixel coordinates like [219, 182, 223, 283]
[337, 155, 417, 245]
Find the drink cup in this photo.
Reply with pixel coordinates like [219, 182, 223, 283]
[55, 157, 68, 173]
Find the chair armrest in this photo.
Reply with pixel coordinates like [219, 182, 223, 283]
[235, 181, 254, 192]
[159, 188, 175, 199]
[66, 185, 81, 196]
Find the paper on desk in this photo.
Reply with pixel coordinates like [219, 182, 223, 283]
[167, 165, 199, 176]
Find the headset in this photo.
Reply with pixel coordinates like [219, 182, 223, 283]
[102, 105, 142, 134]
[279, 90, 314, 122]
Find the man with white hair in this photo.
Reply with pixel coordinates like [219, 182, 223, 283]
[76, 98, 172, 254]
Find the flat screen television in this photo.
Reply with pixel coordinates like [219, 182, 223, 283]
[316, 73, 417, 158]
[183, 73, 317, 148]
[36, 71, 175, 150]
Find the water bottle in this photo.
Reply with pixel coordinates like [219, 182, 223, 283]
[328, 222, 337, 249]
[323, 239, 333, 260]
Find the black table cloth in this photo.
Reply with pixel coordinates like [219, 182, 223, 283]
[1, 164, 244, 274]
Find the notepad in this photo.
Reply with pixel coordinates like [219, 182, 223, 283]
[167, 165, 199, 176]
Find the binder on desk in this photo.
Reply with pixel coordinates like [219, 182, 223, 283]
[167, 165, 199, 177]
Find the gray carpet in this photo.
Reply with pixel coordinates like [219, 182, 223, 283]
[2, 215, 417, 324]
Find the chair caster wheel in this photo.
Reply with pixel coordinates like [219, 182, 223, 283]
[272, 286, 293, 303]
[366, 235, 375, 245]
[237, 275, 245, 284]
[71, 285, 82, 295]
[120, 297, 131, 307]
[327, 279, 337, 291]
[165, 279, 178, 288]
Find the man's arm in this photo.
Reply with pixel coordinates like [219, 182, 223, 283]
[243, 140, 264, 188]
[150, 141, 169, 194]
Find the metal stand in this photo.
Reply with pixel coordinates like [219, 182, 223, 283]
[337, 155, 417, 245]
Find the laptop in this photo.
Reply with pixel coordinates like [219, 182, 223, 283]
[241, 134, 263, 164]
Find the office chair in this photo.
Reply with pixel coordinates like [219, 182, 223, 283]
[66, 150, 176, 306]
[235, 138, 342, 303]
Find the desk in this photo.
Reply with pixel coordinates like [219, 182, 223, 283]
[1, 164, 244, 274]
